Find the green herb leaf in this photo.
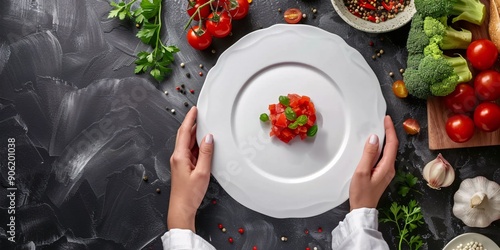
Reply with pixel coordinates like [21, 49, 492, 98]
[379, 200, 424, 250]
[307, 125, 318, 137]
[285, 107, 296, 121]
[288, 121, 299, 129]
[279, 96, 290, 106]
[108, 0, 179, 82]
[296, 115, 308, 126]
[260, 113, 269, 122]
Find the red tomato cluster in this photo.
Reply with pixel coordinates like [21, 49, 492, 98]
[186, 0, 249, 50]
[442, 42, 500, 143]
[267, 94, 317, 143]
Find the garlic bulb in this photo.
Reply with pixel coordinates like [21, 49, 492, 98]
[422, 153, 455, 189]
[453, 176, 500, 228]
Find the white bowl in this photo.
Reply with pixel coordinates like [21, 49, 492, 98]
[331, 0, 416, 33]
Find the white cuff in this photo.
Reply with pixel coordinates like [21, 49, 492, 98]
[161, 229, 216, 250]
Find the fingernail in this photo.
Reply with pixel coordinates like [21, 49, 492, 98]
[205, 134, 213, 144]
[369, 134, 378, 145]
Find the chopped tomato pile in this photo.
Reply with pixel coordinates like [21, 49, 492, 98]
[260, 94, 318, 143]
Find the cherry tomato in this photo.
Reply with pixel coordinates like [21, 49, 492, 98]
[392, 80, 408, 98]
[445, 114, 475, 143]
[186, 26, 212, 50]
[403, 118, 420, 135]
[228, 0, 249, 20]
[443, 83, 478, 113]
[466, 39, 498, 70]
[187, 0, 210, 21]
[474, 70, 500, 101]
[206, 11, 232, 38]
[284, 8, 302, 24]
[473, 102, 500, 132]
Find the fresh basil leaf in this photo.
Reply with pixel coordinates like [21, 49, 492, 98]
[285, 107, 296, 121]
[288, 121, 299, 129]
[297, 115, 308, 126]
[279, 95, 290, 106]
[307, 124, 318, 137]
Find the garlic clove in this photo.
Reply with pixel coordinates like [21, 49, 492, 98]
[422, 153, 455, 190]
[470, 192, 487, 208]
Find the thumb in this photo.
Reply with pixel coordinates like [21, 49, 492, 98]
[355, 134, 380, 176]
[195, 134, 214, 176]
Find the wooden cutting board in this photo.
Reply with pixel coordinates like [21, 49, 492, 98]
[427, 0, 500, 150]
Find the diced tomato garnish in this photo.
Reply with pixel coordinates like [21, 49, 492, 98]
[265, 93, 318, 143]
[275, 113, 288, 128]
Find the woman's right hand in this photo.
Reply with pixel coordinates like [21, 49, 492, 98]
[349, 115, 399, 210]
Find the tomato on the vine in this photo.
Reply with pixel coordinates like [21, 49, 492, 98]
[186, 26, 212, 50]
[466, 39, 498, 70]
[228, 0, 249, 20]
[474, 70, 500, 101]
[473, 102, 500, 132]
[187, 0, 210, 21]
[206, 11, 232, 38]
[445, 114, 475, 143]
[443, 83, 478, 113]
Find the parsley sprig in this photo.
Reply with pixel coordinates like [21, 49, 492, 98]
[380, 200, 425, 250]
[394, 171, 422, 197]
[109, 0, 179, 82]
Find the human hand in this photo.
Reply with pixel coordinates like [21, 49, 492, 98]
[167, 107, 214, 232]
[349, 115, 399, 211]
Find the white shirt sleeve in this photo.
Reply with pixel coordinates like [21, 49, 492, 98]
[161, 229, 216, 250]
[331, 208, 390, 250]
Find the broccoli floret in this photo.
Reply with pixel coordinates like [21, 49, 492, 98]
[423, 42, 443, 59]
[423, 16, 472, 49]
[419, 55, 472, 96]
[407, 14, 429, 55]
[415, 0, 485, 25]
[403, 68, 431, 99]
[407, 53, 425, 69]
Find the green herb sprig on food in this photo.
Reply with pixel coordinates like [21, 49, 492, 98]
[109, 0, 179, 82]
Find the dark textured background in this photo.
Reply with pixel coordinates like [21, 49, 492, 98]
[0, 0, 499, 249]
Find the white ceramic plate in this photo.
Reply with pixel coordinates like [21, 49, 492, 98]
[443, 233, 500, 250]
[197, 24, 386, 218]
[331, 0, 416, 33]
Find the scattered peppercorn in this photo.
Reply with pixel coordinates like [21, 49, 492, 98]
[380, 49, 385, 54]
[181, 84, 185, 88]
[389, 71, 394, 77]
[211, 199, 217, 204]
[312, 8, 317, 13]
[218, 224, 223, 229]
[184, 102, 189, 107]
[278, 8, 282, 12]
[302, 13, 307, 18]
[317, 227, 323, 233]
[238, 228, 244, 234]
[222, 227, 227, 233]
[372, 55, 376, 60]
[228, 237, 234, 244]
[164, 90, 168, 95]
[180, 62, 185, 68]
[143, 176, 148, 182]
[376, 53, 381, 57]
[253, 246, 258, 250]
[156, 188, 161, 193]
[190, 89, 195, 94]
[304, 229, 309, 234]
[199, 72, 203, 76]
[199, 64, 203, 68]
[176, 86, 180, 91]
[369, 41, 374, 47]
[186, 73, 191, 78]
[211, 49, 216, 54]
[280, 236, 288, 242]
[399, 68, 405, 73]
[170, 109, 176, 114]
[136, 23, 140, 28]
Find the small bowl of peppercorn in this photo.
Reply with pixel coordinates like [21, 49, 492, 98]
[331, 0, 416, 33]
